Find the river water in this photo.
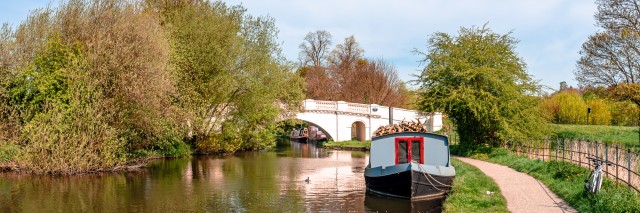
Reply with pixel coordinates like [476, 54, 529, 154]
[0, 140, 443, 212]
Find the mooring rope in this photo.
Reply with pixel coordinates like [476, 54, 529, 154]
[413, 160, 452, 192]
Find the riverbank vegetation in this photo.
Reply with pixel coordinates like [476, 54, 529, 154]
[442, 158, 508, 213]
[322, 140, 370, 150]
[452, 145, 640, 212]
[0, 0, 303, 174]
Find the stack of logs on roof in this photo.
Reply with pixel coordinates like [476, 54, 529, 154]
[372, 119, 429, 138]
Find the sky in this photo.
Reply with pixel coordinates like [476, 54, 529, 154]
[0, 0, 600, 91]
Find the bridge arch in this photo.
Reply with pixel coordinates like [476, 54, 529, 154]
[298, 119, 334, 141]
[351, 121, 366, 141]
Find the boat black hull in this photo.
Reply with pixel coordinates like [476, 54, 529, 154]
[289, 137, 308, 142]
[365, 169, 454, 200]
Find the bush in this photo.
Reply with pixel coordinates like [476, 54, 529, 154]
[18, 103, 126, 174]
[541, 89, 613, 125]
[556, 90, 587, 124]
[610, 101, 639, 126]
[586, 99, 611, 125]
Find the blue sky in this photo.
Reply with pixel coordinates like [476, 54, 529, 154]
[1, 0, 599, 91]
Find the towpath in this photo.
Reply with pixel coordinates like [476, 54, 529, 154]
[455, 157, 577, 213]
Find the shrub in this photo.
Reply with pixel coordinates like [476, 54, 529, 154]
[586, 99, 611, 125]
[556, 90, 587, 124]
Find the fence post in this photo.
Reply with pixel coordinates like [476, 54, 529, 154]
[553, 138, 560, 161]
[587, 141, 591, 170]
[562, 138, 567, 161]
[616, 145, 619, 185]
[628, 148, 631, 188]
[578, 140, 581, 166]
[569, 140, 573, 163]
[536, 138, 540, 160]
[543, 139, 546, 161]
[605, 143, 609, 178]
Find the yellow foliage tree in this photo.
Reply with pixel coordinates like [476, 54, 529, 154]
[586, 99, 611, 125]
[555, 91, 587, 124]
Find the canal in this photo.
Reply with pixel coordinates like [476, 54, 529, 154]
[0, 140, 443, 212]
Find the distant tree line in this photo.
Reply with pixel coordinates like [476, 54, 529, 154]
[0, 0, 303, 173]
[575, 0, 640, 142]
[540, 85, 639, 126]
[297, 31, 412, 108]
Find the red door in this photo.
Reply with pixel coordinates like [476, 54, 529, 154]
[395, 137, 424, 164]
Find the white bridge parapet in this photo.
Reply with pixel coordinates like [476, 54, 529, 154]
[296, 99, 443, 142]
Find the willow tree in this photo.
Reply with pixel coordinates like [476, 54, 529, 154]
[149, 0, 304, 153]
[416, 26, 547, 146]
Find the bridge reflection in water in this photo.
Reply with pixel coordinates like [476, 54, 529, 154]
[0, 140, 444, 212]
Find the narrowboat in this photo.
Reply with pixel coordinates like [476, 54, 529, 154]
[289, 127, 308, 142]
[364, 132, 455, 200]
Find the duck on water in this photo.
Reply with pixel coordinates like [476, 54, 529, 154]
[364, 131, 455, 200]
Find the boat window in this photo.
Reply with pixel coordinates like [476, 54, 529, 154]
[411, 140, 422, 164]
[397, 140, 408, 164]
[395, 137, 424, 164]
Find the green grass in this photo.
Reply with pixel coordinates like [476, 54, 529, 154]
[442, 158, 509, 213]
[551, 124, 639, 146]
[453, 145, 640, 212]
[322, 140, 371, 150]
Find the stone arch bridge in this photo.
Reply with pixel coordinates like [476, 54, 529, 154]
[295, 99, 442, 142]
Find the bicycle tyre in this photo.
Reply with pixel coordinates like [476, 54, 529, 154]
[594, 171, 603, 194]
[586, 171, 597, 193]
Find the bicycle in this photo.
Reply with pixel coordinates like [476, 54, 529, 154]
[584, 156, 614, 194]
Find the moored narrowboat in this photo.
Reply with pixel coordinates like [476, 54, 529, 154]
[364, 132, 455, 200]
[289, 127, 308, 142]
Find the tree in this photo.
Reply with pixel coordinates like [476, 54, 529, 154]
[576, 0, 640, 141]
[299, 30, 332, 67]
[416, 25, 547, 146]
[296, 32, 408, 107]
[156, 0, 304, 153]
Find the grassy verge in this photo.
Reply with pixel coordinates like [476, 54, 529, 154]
[322, 140, 371, 150]
[442, 158, 509, 213]
[453, 145, 640, 212]
[551, 124, 639, 146]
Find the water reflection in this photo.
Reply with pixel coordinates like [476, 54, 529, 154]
[0, 140, 443, 212]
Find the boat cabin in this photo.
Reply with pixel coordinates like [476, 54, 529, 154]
[369, 132, 450, 168]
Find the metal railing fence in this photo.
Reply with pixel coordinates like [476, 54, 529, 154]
[505, 138, 640, 192]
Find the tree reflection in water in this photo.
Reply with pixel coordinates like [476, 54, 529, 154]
[0, 140, 443, 212]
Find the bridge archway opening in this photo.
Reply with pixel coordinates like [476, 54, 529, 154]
[297, 120, 333, 142]
[351, 121, 366, 142]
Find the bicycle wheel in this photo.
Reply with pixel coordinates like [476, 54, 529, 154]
[586, 171, 597, 193]
[594, 171, 603, 194]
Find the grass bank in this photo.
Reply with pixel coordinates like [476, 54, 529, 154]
[551, 124, 639, 146]
[452, 145, 640, 212]
[322, 140, 370, 151]
[442, 158, 509, 213]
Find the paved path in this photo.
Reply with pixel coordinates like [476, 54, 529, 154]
[455, 157, 577, 213]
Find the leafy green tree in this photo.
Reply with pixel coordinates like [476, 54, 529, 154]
[153, 0, 304, 153]
[8, 36, 126, 173]
[416, 25, 547, 146]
